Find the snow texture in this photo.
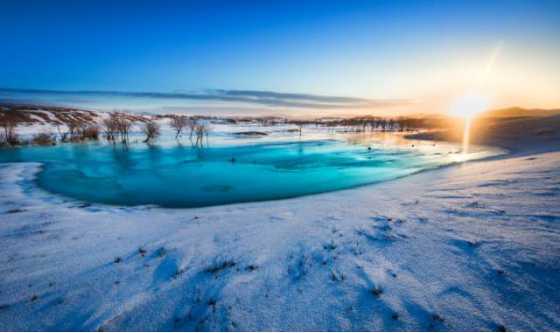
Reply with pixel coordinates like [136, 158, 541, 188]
[0, 150, 559, 331]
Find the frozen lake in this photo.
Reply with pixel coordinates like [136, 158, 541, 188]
[0, 133, 503, 207]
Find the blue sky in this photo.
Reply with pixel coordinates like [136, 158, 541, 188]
[1, 0, 559, 115]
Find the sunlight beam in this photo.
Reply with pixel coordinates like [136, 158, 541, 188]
[480, 40, 504, 85]
[450, 41, 502, 155]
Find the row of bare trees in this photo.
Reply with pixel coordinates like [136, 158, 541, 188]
[0, 121, 100, 147]
[170, 116, 210, 146]
[318, 117, 428, 133]
[220, 116, 429, 136]
[102, 113, 210, 146]
[102, 112, 134, 143]
[270, 117, 430, 139]
[57, 124, 100, 142]
[1, 111, 211, 147]
[102, 112, 164, 144]
[170, 115, 201, 139]
[3, 110, 431, 148]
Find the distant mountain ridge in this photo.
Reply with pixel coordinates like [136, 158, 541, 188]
[481, 107, 560, 118]
[407, 107, 560, 120]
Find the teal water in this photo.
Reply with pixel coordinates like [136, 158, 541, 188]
[0, 135, 500, 208]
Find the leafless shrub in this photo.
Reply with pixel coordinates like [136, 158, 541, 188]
[83, 125, 100, 140]
[170, 115, 188, 139]
[141, 120, 160, 143]
[61, 123, 100, 141]
[32, 132, 57, 146]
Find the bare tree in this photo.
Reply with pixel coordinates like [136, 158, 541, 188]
[120, 118, 133, 144]
[102, 112, 132, 143]
[360, 118, 368, 132]
[170, 115, 188, 139]
[396, 117, 405, 132]
[387, 118, 395, 131]
[0, 118, 18, 146]
[369, 118, 378, 132]
[194, 123, 211, 147]
[380, 119, 387, 132]
[103, 117, 118, 142]
[114, 112, 132, 143]
[141, 120, 160, 143]
[293, 121, 305, 137]
[67, 124, 79, 141]
[187, 117, 199, 139]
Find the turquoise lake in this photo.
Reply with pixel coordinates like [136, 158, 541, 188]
[0, 133, 502, 208]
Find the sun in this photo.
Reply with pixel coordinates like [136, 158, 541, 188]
[449, 93, 490, 155]
[449, 93, 490, 118]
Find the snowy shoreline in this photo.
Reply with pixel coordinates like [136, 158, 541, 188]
[1, 128, 559, 330]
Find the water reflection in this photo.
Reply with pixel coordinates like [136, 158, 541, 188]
[0, 132, 504, 208]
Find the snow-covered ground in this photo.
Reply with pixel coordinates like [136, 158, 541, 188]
[0, 134, 559, 330]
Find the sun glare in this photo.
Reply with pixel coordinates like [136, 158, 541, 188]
[449, 93, 490, 118]
[449, 93, 490, 155]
